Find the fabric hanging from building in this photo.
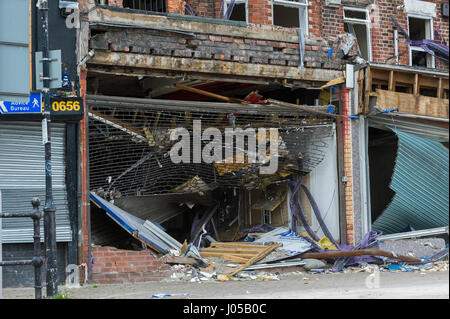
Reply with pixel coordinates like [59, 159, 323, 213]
[372, 130, 449, 234]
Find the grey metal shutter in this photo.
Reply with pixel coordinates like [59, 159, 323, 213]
[0, 121, 72, 243]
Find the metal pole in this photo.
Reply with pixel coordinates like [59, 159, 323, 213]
[31, 197, 43, 299]
[37, 0, 58, 297]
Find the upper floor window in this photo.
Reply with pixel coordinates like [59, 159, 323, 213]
[343, 7, 371, 61]
[408, 16, 435, 68]
[223, 0, 248, 22]
[122, 0, 166, 12]
[273, 0, 308, 31]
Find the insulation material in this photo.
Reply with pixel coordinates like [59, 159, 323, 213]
[372, 130, 449, 234]
[253, 227, 313, 257]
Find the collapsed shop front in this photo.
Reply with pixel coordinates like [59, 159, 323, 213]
[362, 65, 450, 239]
[367, 116, 449, 236]
[86, 94, 341, 255]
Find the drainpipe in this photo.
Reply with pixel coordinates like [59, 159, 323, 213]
[394, 29, 399, 65]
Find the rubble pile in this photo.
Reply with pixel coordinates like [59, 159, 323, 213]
[160, 226, 449, 283]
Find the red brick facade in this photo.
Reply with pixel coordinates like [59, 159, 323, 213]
[90, 247, 172, 284]
[100, 1, 448, 70]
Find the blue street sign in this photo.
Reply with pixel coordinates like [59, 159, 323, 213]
[0, 93, 43, 114]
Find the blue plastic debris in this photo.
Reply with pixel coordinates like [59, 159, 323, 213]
[388, 264, 402, 271]
[152, 293, 190, 298]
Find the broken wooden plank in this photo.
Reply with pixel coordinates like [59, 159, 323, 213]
[210, 242, 269, 249]
[229, 243, 280, 277]
[321, 76, 345, 89]
[222, 255, 249, 263]
[200, 247, 267, 254]
[199, 252, 257, 258]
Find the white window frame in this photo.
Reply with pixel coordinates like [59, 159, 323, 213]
[343, 6, 372, 61]
[224, 0, 248, 23]
[272, 0, 309, 35]
[407, 14, 435, 69]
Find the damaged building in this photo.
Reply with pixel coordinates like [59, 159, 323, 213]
[69, 0, 449, 284]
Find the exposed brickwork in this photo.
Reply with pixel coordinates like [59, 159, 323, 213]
[90, 246, 172, 284]
[248, 0, 272, 24]
[167, 0, 186, 14]
[90, 27, 355, 70]
[79, 67, 91, 269]
[187, 0, 215, 17]
[308, 0, 323, 39]
[322, 2, 345, 38]
[340, 88, 354, 246]
[107, 0, 123, 7]
[369, 0, 448, 71]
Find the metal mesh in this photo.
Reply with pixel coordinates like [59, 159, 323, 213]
[88, 102, 334, 197]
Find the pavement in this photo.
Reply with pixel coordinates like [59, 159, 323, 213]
[2, 269, 448, 299]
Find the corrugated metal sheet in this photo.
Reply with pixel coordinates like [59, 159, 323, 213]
[0, 122, 71, 243]
[372, 130, 449, 234]
[369, 115, 449, 140]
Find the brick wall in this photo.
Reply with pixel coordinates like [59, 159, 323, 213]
[370, 0, 448, 70]
[308, 0, 323, 39]
[187, 0, 215, 17]
[432, 0, 449, 70]
[90, 27, 353, 70]
[322, 2, 345, 38]
[107, 0, 123, 7]
[167, 0, 186, 14]
[248, 0, 272, 24]
[90, 246, 172, 284]
[340, 88, 354, 246]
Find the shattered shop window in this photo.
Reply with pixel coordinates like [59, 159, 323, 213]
[122, 0, 166, 12]
[273, 0, 308, 30]
[223, 0, 247, 22]
[343, 8, 371, 61]
[408, 16, 434, 68]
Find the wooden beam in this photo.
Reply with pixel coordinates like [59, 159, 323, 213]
[364, 66, 372, 115]
[229, 243, 279, 277]
[200, 248, 266, 254]
[388, 70, 395, 91]
[175, 83, 243, 103]
[222, 255, 249, 263]
[210, 242, 268, 249]
[413, 73, 420, 96]
[199, 252, 257, 258]
[438, 78, 443, 99]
